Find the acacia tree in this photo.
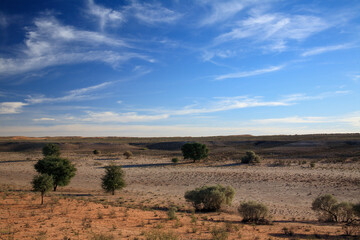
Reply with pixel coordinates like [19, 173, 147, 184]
[181, 142, 209, 163]
[101, 164, 126, 195]
[42, 143, 60, 157]
[32, 174, 54, 204]
[34, 156, 76, 191]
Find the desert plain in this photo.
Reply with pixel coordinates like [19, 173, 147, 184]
[0, 134, 359, 239]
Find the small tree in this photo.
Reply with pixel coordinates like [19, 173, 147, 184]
[32, 174, 54, 204]
[123, 151, 133, 159]
[184, 185, 235, 211]
[241, 151, 260, 164]
[42, 143, 60, 157]
[238, 201, 269, 224]
[101, 164, 126, 195]
[181, 142, 209, 163]
[34, 156, 77, 191]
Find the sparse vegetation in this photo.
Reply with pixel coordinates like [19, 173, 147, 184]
[184, 184, 235, 211]
[210, 226, 229, 240]
[241, 151, 261, 164]
[123, 151, 133, 159]
[312, 194, 358, 223]
[167, 206, 177, 220]
[34, 156, 76, 191]
[238, 201, 269, 224]
[101, 164, 126, 195]
[32, 174, 54, 204]
[181, 142, 209, 163]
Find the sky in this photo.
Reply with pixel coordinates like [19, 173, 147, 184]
[0, 0, 359, 137]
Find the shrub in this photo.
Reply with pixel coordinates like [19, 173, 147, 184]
[101, 164, 126, 195]
[93, 150, 100, 155]
[32, 174, 54, 204]
[210, 226, 229, 240]
[310, 162, 315, 168]
[241, 151, 260, 164]
[184, 184, 235, 211]
[167, 207, 177, 220]
[123, 151, 133, 159]
[181, 142, 209, 163]
[171, 158, 179, 164]
[312, 194, 357, 222]
[238, 201, 269, 224]
[42, 143, 60, 157]
[145, 230, 178, 240]
[354, 203, 360, 218]
[34, 156, 76, 191]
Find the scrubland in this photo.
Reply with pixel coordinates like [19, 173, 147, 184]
[0, 134, 359, 239]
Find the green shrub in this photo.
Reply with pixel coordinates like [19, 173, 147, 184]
[171, 158, 179, 164]
[210, 226, 229, 240]
[184, 184, 235, 211]
[310, 162, 315, 168]
[238, 201, 269, 224]
[93, 150, 100, 155]
[241, 151, 260, 164]
[42, 143, 60, 157]
[145, 230, 178, 240]
[312, 194, 357, 222]
[101, 164, 126, 195]
[123, 151, 133, 159]
[167, 207, 177, 220]
[181, 142, 209, 163]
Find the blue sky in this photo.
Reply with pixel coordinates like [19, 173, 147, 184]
[0, 0, 359, 137]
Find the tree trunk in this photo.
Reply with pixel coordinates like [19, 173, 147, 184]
[53, 184, 57, 191]
[41, 191, 44, 205]
[112, 189, 115, 195]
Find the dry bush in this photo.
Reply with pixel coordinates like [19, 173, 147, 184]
[184, 185, 235, 211]
[238, 201, 269, 224]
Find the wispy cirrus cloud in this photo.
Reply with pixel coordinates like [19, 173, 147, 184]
[215, 12, 330, 50]
[0, 102, 27, 114]
[87, 0, 125, 30]
[199, 0, 247, 26]
[83, 111, 169, 123]
[301, 43, 353, 57]
[25, 81, 113, 104]
[128, 1, 181, 24]
[215, 65, 284, 80]
[0, 16, 153, 76]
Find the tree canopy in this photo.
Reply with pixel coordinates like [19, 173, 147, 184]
[34, 156, 76, 191]
[32, 174, 54, 204]
[181, 142, 209, 162]
[42, 143, 60, 157]
[101, 164, 126, 195]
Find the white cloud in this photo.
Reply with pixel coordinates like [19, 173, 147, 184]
[215, 65, 284, 80]
[0, 12, 7, 28]
[33, 118, 56, 121]
[26, 81, 113, 104]
[301, 44, 353, 57]
[199, 0, 247, 25]
[0, 102, 27, 114]
[253, 112, 360, 127]
[281, 91, 350, 102]
[215, 12, 329, 49]
[83, 111, 169, 123]
[0, 16, 152, 75]
[128, 1, 181, 24]
[87, 0, 125, 30]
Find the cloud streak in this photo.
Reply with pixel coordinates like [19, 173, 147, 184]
[215, 65, 284, 80]
[301, 43, 353, 57]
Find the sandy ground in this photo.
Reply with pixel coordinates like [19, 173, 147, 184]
[0, 151, 359, 222]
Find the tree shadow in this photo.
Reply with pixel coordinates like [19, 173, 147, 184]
[0, 159, 37, 164]
[97, 162, 190, 169]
